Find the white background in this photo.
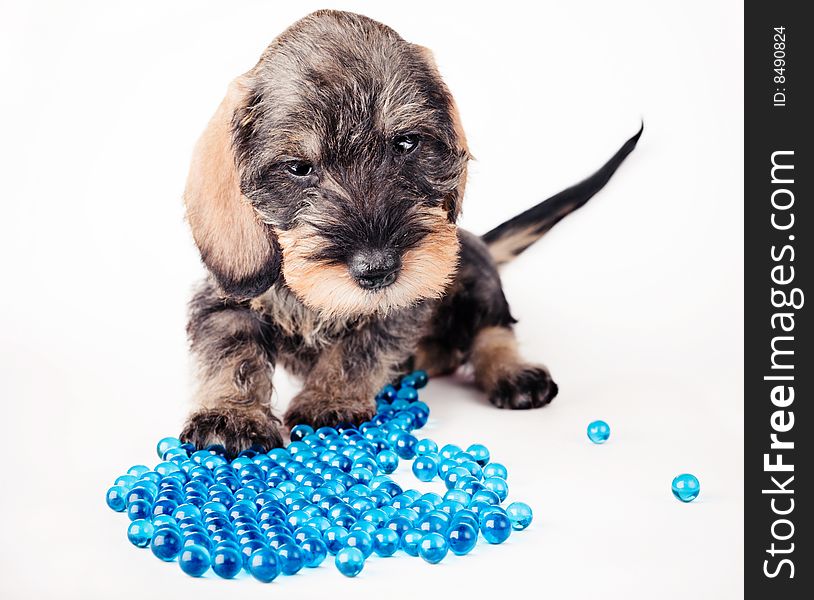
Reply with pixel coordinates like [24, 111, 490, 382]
[0, 1, 743, 598]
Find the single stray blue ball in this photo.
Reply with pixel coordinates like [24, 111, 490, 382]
[418, 532, 448, 564]
[671, 473, 700, 502]
[506, 501, 533, 530]
[178, 544, 210, 577]
[587, 420, 611, 444]
[335, 547, 365, 577]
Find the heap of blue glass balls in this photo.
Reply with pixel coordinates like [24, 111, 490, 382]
[105, 371, 534, 581]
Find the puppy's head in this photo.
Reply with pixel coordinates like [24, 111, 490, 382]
[185, 10, 469, 316]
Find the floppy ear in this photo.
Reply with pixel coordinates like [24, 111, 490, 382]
[414, 45, 470, 222]
[184, 77, 280, 299]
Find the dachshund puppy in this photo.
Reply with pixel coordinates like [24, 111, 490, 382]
[180, 10, 641, 456]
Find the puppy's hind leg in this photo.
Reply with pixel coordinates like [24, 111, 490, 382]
[180, 282, 283, 457]
[470, 326, 558, 409]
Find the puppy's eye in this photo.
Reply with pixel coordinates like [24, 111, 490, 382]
[285, 161, 314, 177]
[392, 134, 420, 155]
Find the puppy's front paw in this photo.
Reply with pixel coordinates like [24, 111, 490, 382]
[180, 406, 283, 457]
[284, 388, 376, 430]
[489, 365, 558, 409]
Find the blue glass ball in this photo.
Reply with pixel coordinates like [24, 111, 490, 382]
[345, 530, 374, 558]
[248, 548, 281, 583]
[211, 544, 242, 579]
[376, 450, 399, 475]
[360, 508, 388, 529]
[172, 503, 201, 522]
[178, 544, 210, 577]
[587, 420, 611, 444]
[350, 467, 374, 485]
[114, 474, 137, 489]
[152, 514, 178, 530]
[418, 532, 448, 564]
[126, 484, 156, 505]
[415, 438, 438, 456]
[506, 501, 533, 530]
[268, 534, 296, 551]
[483, 477, 509, 502]
[377, 384, 398, 401]
[277, 542, 305, 575]
[447, 522, 478, 555]
[400, 529, 424, 557]
[372, 528, 400, 557]
[306, 515, 332, 533]
[466, 443, 491, 466]
[461, 460, 483, 480]
[156, 437, 182, 458]
[290, 424, 314, 442]
[409, 499, 434, 517]
[396, 386, 418, 402]
[316, 426, 338, 439]
[210, 544, 243, 579]
[127, 519, 154, 548]
[152, 499, 179, 518]
[471, 488, 501, 506]
[323, 526, 349, 555]
[421, 492, 443, 507]
[444, 466, 471, 490]
[293, 525, 322, 545]
[335, 546, 365, 577]
[350, 522, 377, 538]
[183, 531, 212, 552]
[106, 485, 128, 512]
[480, 512, 512, 544]
[127, 465, 150, 478]
[300, 537, 328, 567]
[417, 512, 445, 534]
[671, 473, 700, 502]
[411, 370, 429, 388]
[150, 526, 183, 561]
[394, 434, 418, 460]
[127, 499, 152, 522]
[400, 374, 418, 389]
[437, 500, 464, 515]
[439, 444, 461, 460]
[385, 516, 412, 538]
[444, 489, 471, 506]
[412, 454, 439, 482]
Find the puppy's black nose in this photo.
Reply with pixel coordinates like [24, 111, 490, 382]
[349, 249, 401, 290]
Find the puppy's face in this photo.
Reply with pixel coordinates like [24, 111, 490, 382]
[185, 11, 468, 317]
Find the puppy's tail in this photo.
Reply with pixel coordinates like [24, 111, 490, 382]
[482, 124, 643, 265]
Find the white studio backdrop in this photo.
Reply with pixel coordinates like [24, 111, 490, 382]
[0, 1, 743, 599]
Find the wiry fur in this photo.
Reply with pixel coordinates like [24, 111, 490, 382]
[179, 10, 640, 455]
